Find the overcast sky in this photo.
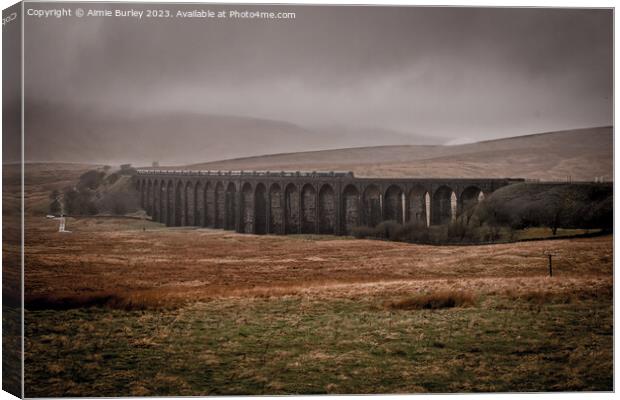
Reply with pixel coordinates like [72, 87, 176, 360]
[24, 5, 612, 143]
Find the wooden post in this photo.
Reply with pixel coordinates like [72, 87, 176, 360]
[543, 251, 554, 277]
[548, 254, 553, 277]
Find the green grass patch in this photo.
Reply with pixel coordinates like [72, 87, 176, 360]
[25, 294, 612, 396]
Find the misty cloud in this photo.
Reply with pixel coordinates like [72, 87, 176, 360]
[22, 4, 612, 163]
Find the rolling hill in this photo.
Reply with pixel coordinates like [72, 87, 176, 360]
[21, 97, 613, 182]
[182, 126, 613, 181]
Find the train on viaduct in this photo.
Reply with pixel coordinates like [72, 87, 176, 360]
[135, 170, 523, 236]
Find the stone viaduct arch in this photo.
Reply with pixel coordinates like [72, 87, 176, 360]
[138, 180, 144, 209]
[205, 182, 214, 228]
[254, 183, 268, 234]
[214, 182, 225, 228]
[166, 181, 174, 226]
[152, 180, 160, 221]
[460, 185, 485, 212]
[240, 182, 254, 234]
[225, 182, 237, 231]
[184, 181, 195, 226]
[384, 185, 405, 224]
[407, 185, 429, 227]
[269, 183, 283, 234]
[363, 184, 382, 227]
[284, 183, 299, 234]
[301, 183, 317, 234]
[136, 170, 521, 236]
[194, 181, 204, 227]
[432, 185, 456, 225]
[146, 180, 152, 217]
[318, 184, 336, 234]
[158, 180, 166, 227]
[174, 181, 183, 227]
[342, 184, 360, 235]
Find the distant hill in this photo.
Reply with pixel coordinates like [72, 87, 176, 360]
[182, 126, 613, 181]
[22, 100, 437, 166]
[21, 98, 612, 181]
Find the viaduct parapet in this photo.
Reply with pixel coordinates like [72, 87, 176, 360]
[135, 170, 523, 235]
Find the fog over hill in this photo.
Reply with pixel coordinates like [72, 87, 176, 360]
[21, 97, 612, 181]
[182, 126, 613, 181]
[22, 100, 437, 165]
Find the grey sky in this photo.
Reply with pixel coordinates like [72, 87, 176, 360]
[24, 4, 612, 144]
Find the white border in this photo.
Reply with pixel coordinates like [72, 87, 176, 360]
[0, 1, 616, 400]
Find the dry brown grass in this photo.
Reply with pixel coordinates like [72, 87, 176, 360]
[185, 126, 612, 181]
[13, 162, 614, 312]
[17, 164, 614, 395]
[23, 215, 613, 310]
[3, 163, 96, 216]
[502, 284, 613, 305]
[386, 290, 477, 310]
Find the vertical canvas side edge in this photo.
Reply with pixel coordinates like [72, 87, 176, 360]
[2, 1, 24, 398]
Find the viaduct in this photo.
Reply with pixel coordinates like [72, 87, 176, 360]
[135, 170, 523, 235]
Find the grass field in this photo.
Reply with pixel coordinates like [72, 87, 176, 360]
[24, 217, 613, 396]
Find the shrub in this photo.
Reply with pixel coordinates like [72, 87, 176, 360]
[49, 190, 61, 214]
[387, 290, 477, 310]
[105, 173, 120, 185]
[92, 176, 140, 215]
[112, 201, 127, 215]
[118, 166, 137, 176]
[427, 225, 449, 243]
[63, 187, 98, 215]
[400, 222, 430, 242]
[447, 220, 468, 240]
[375, 220, 402, 240]
[63, 188, 80, 214]
[474, 182, 613, 232]
[25, 291, 178, 311]
[351, 225, 376, 239]
[77, 170, 105, 190]
[351, 219, 516, 244]
[84, 200, 99, 215]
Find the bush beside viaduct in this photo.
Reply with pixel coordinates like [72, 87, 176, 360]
[135, 170, 523, 235]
